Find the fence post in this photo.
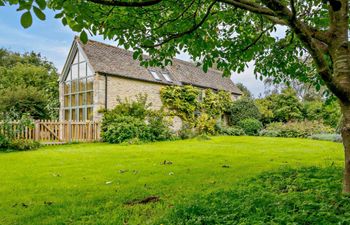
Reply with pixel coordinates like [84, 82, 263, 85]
[69, 120, 72, 143]
[34, 120, 40, 141]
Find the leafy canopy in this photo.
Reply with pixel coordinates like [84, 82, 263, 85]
[1, 0, 333, 89]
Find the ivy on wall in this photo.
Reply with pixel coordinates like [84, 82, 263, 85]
[160, 85, 233, 133]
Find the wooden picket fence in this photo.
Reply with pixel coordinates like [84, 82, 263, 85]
[0, 120, 101, 144]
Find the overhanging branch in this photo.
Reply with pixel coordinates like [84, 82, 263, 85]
[87, 0, 162, 7]
[141, 0, 217, 48]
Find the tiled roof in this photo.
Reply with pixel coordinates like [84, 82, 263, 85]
[77, 38, 242, 95]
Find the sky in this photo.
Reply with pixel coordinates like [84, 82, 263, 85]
[0, 5, 266, 97]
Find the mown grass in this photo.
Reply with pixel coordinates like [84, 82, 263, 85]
[0, 136, 344, 224]
[160, 166, 350, 224]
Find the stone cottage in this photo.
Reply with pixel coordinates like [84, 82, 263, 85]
[59, 37, 242, 123]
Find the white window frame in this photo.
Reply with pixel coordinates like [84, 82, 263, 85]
[162, 72, 172, 82]
[149, 70, 161, 80]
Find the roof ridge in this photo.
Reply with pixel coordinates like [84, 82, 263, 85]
[76, 37, 223, 74]
[75, 37, 242, 95]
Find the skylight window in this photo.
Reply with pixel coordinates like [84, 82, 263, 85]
[162, 73, 172, 82]
[149, 70, 161, 80]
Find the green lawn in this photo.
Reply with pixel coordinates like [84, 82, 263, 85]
[0, 136, 344, 225]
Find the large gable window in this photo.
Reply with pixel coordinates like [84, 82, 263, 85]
[63, 50, 94, 121]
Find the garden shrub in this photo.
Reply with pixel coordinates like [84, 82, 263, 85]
[195, 113, 216, 135]
[159, 166, 350, 225]
[303, 100, 324, 121]
[237, 118, 263, 136]
[102, 116, 147, 144]
[309, 133, 342, 142]
[0, 134, 9, 150]
[217, 126, 245, 136]
[260, 121, 335, 138]
[228, 97, 261, 125]
[178, 123, 196, 140]
[8, 139, 40, 151]
[101, 95, 173, 144]
[146, 111, 173, 141]
[322, 100, 341, 128]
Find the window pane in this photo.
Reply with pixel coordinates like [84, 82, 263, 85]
[71, 80, 78, 93]
[79, 62, 87, 79]
[162, 73, 172, 82]
[72, 64, 78, 80]
[64, 82, 70, 94]
[149, 70, 161, 80]
[72, 109, 77, 121]
[71, 94, 77, 107]
[87, 107, 93, 121]
[86, 91, 93, 105]
[65, 69, 72, 82]
[64, 95, 70, 107]
[79, 108, 84, 121]
[79, 51, 86, 63]
[64, 110, 70, 121]
[87, 65, 94, 76]
[79, 93, 84, 106]
[73, 52, 78, 64]
[86, 77, 93, 91]
[78, 79, 85, 92]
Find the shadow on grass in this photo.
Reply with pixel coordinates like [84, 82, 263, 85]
[158, 166, 350, 225]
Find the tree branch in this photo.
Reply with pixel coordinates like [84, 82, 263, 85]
[218, 0, 276, 17]
[241, 25, 274, 52]
[87, 0, 162, 7]
[141, 0, 217, 48]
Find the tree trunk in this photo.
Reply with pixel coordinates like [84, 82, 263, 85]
[340, 102, 350, 193]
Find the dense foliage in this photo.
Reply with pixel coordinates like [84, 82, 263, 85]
[256, 88, 304, 123]
[159, 166, 350, 224]
[237, 118, 263, 136]
[101, 95, 173, 144]
[228, 97, 261, 125]
[160, 85, 232, 135]
[254, 87, 341, 131]
[0, 49, 59, 119]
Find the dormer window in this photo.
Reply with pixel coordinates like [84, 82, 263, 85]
[162, 72, 172, 82]
[149, 70, 161, 80]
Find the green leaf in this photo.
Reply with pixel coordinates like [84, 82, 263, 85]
[54, 12, 64, 19]
[33, 6, 46, 20]
[133, 51, 140, 60]
[62, 17, 67, 26]
[72, 24, 83, 32]
[0, 0, 5, 6]
[80, 30, 88, 44]
[20, 11, 33, 28]
[35, 0, 46, 10]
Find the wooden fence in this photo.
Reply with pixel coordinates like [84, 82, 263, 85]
[0, 120, 101, 144]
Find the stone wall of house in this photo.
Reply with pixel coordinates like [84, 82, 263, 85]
[106, 74, 164, 110]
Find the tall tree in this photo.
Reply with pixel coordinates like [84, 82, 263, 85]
[2, 0, 350, 192]
[0, 49, 59, 119]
